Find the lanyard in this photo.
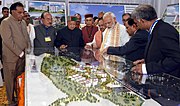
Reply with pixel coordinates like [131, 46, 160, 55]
[148, 18, 160, 40]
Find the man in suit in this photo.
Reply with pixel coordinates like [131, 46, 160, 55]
[34, 11, 57, 56]
[102, 18, 148, 61]
[131, 4, 180, 78]
[0, 2, 31, 105]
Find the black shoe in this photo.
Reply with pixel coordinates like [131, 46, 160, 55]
[8, 101, 17, 106]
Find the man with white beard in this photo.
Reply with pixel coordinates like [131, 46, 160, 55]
[95, 12, 130, 61]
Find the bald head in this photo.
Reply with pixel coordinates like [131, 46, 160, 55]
[41, 11, 52, 27]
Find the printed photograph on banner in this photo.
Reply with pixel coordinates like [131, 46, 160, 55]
[28, 1, 66, 29]
[49, 2, 66, 29]
[28, 1, 49, 26]
[162, 4, 179, 32]
[69, 3, 124, 24]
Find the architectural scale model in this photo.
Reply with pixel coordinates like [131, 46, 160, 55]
[40, 55, 144, 106]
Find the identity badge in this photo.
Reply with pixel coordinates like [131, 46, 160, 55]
[45, 36, 51, 42]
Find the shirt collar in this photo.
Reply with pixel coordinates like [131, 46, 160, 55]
[42, 24, 51, 29]
[133, 29, 138, 34]
[149, 18, 161, 35]
[9, 15, 20, 22]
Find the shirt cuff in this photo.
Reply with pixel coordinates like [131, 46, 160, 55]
[86, 42, 93, 46]
[142, 64, 147, 74]
[19, 51, 24, 58]
[141, 74, 148, 84]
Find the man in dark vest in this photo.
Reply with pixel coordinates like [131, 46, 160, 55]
[34, 11, 57, 56]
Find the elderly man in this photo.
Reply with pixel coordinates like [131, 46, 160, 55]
[102, 19, 148, 61]
[54, 16, 85, 60]
[34, 11, 57, 56]
[100, 12, 130, 52]
[131, 4, 180, 78]
[0, 2, 30, 105]
[82, 14, 98, 43]
[94, 12, 129, 61]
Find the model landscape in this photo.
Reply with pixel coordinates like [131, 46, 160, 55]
[40, 55, 144, 106]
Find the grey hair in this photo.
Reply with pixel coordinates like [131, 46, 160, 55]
[131, 4, 157, 21]
[103, 12, 116, 19]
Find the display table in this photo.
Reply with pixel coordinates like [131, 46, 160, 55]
[25, 53, 162, 106]
[25, 54, 67, 106]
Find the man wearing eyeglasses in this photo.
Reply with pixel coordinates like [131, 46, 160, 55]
[131, 4, 180, 78]
[34, 11, 57, 56]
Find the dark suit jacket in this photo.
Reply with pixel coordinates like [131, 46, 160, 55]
[54, 26, 85, 49]
[34, 24, 57, 56]
[145, 20, 180, 77]
[107, 29, 148, 61]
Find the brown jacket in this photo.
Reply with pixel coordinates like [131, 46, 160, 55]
[0, 15, 30, 62]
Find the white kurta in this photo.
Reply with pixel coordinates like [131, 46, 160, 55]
[102, 23, 130, 50]
[27, 23, 35, 54]
[100, 23, 130, 61]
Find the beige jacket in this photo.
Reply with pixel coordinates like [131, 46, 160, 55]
[0, 15, 31, 62]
